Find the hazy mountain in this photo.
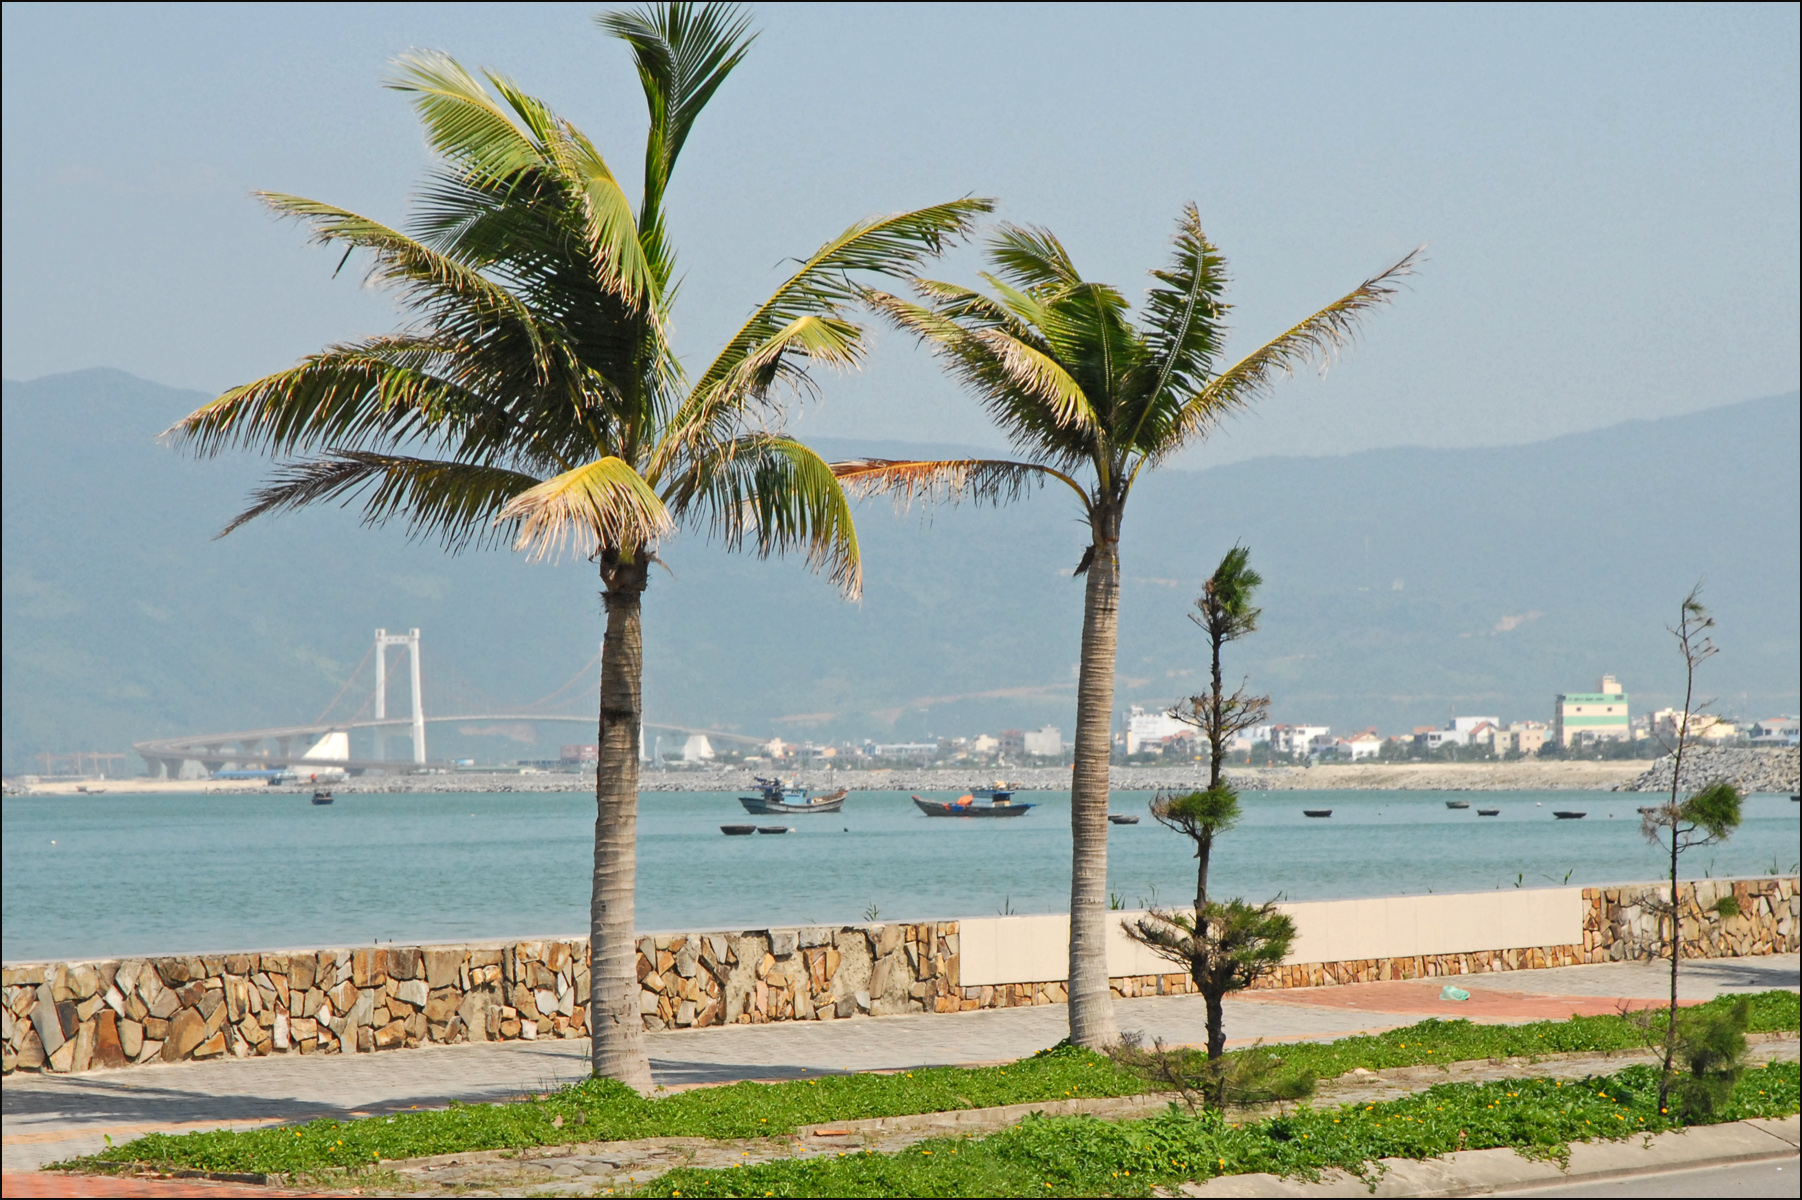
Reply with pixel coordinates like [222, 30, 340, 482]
[3, 369, 1796, 772]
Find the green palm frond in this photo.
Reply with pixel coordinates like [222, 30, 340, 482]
[221, 451, 542, 550]
[679, 434, 862, 596]
[1150, 247, 1420, 468]
[386, 51, 547, 186]
[167, 341, 479, 459]
[986, 223, 1084, 293]
[598, 1, 756, 245]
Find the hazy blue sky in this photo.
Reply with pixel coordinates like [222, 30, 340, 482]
[3, 2, 1796, 466]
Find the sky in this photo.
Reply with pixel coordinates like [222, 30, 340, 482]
[2, 2, 1797, 468]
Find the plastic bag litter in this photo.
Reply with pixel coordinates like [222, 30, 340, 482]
[1440, 984, 1471, 1001]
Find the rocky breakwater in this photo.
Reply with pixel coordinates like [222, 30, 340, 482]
[1585, 877, 1798, 962]
[1615, 746, 1799, 794]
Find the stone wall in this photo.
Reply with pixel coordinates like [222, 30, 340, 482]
[4, 878, 1793, 1077]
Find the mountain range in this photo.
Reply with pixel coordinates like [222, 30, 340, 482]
[3, 369, 1796, 772]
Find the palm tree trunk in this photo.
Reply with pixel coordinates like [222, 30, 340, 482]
[591, 550, 654, 1090]
[1067, 507, 1121, 1049]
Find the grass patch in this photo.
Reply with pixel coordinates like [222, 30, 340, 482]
[1258, 988, 1800, 1080]
[641, 1059, 1802, 1197]
[57, 990, 1797, 1177]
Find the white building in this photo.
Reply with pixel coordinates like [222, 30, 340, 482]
[1451, 716, 1500, 735]
[1269, 724, 1330, 756]
[1327, 731, 1382, 760]
[682, 734, 715, 763]
[1124, 705, 1192, 754]
[1419, 728, 1466, 751]
[1022, 725, 1064, 757]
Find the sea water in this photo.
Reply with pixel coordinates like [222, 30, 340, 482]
[3, 789, 1796, 962]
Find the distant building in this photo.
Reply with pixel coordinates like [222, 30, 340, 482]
[1418, 728, 1466, 751]
[1324, 731, 1381, 760]
[560, 744, 599, 764]
[1647, 709, 1737, 743]
[1555, 675, 1630, 747]
[1124, 706, 1191, 754]
[1022, 725, 1064, 757]
[1748, 718, 1798, 746]
[1269, 724, 1330, 756]
[873, 741, 939, 761]
[765, 737, 789, 759]
[682, 734, 715, 763]
[1451, 716, 1500, 735]
[970, 733, 1000, 755]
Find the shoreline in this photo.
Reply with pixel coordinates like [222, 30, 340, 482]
[10, 760, 1654, 796]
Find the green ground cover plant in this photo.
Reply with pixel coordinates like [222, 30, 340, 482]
[641, 1059, 1801, 1197]
[59, 991, 1797, 1177]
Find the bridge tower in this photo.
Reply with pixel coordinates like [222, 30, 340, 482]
[373, 628, 426, 764]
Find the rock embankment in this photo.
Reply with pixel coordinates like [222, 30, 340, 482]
[1614, 747, 1799, 794]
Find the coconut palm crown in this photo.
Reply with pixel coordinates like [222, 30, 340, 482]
[167, 2, 990, 1087]
[837, 213, 1415, 1047]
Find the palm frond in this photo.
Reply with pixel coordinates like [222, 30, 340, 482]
[166, 341, 478, 459]
[970, 328, 1096, 430]
[499, 455, 673, 561]
[986, 223, 1083, 293]
[386, 51, 547, 186]
[689, 198, 994, 404]
[1153, 247, 1420, 464]
[222, 451, 542, 551]
[830, 457, 1086, 512]
[256, 192, 551, 366]
[598, 2, 756, 238]
[1138, 203, 1230, 414]
[676, 434, 862, 596]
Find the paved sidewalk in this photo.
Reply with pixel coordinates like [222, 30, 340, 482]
[5, 954, 1793, 1176]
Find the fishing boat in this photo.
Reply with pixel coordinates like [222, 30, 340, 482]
[720, 824, 756, 836]
[756, 825, 791, 835]
[971, 782, 1016, 801]
[737, 777, 848, 815]
[1477, 808, 1500, 816]
[913, 793, 1035, 818]
[1303, 809, 1332, 818]
[311, 788, 334, 806]
[1445, 800, 1470, 810]
[1553, 810, 1587, 820]
[1108, 814, 1140, 825]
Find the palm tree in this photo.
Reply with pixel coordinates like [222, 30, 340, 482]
[837, 212, 1414, 1047]
[167, 3, 989, 1088]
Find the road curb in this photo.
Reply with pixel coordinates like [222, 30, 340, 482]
[1177, 1114, 1799, 1196]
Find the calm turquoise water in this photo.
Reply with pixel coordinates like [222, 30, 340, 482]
[3, 790, 1797, 962]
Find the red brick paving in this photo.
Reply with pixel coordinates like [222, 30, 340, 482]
[1, 1174, 327, 1197]
[1240, 978, 1706, 1021]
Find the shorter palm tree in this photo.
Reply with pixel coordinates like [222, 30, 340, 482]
[836, 210, 1415, 1047]
[168, 2, 990, 1087]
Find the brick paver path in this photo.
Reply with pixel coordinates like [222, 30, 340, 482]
[1, 1173, 323, 1197]
[6, 953, 1793, 1178]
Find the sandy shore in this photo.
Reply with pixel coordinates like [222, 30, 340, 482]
[9, 760, 1651, 796]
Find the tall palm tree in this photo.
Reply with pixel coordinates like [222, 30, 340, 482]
[837, 211, 1414, 1047]
[168, 3, 989, 1088]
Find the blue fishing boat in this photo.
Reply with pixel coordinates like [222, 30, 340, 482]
[912, 792, 1036, 818]
[738, 777, 847, 815]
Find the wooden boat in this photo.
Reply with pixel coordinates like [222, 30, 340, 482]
[311, 789, 334, 806]
[1553, 810, 1587, 819]
[1477, 808, 1500, 816]
[1302, 809, 1332, 818]
[755, 825, 791, 835]
[720, 824, 757, 836]
[1108, 814, 1140, 825]
[738, 777, 847, 815]
[912, 793, 1035, 818]
[1445, 800, 1471, 809]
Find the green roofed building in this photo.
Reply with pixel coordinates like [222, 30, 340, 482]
[1555, 674, 1630, 747]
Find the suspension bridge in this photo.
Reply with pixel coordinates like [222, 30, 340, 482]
[132, 628, 765, 778]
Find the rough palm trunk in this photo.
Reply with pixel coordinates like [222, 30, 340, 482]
[1067, 507, 1121, 1049]
[591, 550, 653, 1090]
[1207, 630, 1226, 789]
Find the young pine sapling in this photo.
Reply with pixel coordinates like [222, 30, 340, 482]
[1639, 586, 1744, 1116]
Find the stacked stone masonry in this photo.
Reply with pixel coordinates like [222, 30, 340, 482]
[4, 878, 1793, 1076]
